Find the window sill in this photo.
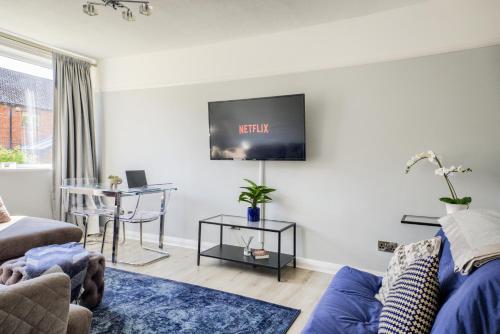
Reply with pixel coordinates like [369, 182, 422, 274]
[0, 164, 52, 171]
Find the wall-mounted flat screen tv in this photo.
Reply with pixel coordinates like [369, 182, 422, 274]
[208, 94, 305, 161]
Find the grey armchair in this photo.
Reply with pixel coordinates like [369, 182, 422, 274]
[0, 273, 92, 334]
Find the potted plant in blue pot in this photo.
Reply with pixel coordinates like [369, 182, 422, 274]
[238, 179, 276, 222]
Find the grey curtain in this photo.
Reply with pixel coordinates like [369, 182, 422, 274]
[52, 53, 97, 220]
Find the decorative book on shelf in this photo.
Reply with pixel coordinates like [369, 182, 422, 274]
[251, 249, 270, 260]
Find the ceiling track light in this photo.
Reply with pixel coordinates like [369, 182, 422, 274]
[83, 3, 98, 16]
[139, 3, 152, 16]
[122, 8, 135, 21]
[82, 0, 152, 21]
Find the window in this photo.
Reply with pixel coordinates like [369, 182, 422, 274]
[0, 55, 53, 168]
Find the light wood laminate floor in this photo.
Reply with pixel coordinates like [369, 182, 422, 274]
[89, 238, 332, 334]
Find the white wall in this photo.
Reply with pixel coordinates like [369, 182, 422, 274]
[100, 0, 500, 92]
[0, 169, 52, 218]
[101, 45, 500, 272]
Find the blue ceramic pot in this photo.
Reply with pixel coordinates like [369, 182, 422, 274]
[247, 207, 260, 222]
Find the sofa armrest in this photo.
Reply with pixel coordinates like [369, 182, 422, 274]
[0, 217, 82, 262]
[0, 273, 71, 334]
[67, 304, 92, 334]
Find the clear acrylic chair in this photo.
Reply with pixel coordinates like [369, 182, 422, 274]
[100, 188, 174, 266]
[62, 178, 114, 248]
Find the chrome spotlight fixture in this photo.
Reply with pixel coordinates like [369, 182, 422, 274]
[139, 2, 153, 16]
[83, 3, 98, 16]
[122, 8, 135, 21]
[82, 0, 152, 21]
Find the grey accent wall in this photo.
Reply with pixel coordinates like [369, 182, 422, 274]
[101, 45, 500, 271]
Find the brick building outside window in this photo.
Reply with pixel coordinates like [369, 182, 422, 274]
[0, 58, 53, 167]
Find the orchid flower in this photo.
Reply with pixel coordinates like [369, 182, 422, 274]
[405, 150, 472, 204]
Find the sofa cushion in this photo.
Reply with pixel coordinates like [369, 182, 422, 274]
[376, 237, 441, 304]
[67, 304, 93, 334]
[430, 229, 500, 333]
[0, 273, 71, 334]
[379, 255, 440, 334]
[302, 266, 382, 334]
[0, 217, 82, 262]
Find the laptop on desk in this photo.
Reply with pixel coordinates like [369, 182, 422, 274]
[126, 170, 148, 188]
[125, 170, 169, 190]
[125, 170, 161, 191]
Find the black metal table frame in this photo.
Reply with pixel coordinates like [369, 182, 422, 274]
[197, 214, 296, 281]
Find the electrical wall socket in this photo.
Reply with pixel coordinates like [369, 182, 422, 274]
[378, 240, 398, 253]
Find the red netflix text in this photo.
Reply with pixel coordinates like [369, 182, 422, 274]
[239, 123, 270, 134]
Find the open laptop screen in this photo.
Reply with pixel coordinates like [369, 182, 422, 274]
[126, 170, 148, 188]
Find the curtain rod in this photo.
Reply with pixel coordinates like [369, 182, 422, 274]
[0, 30, 97, 67]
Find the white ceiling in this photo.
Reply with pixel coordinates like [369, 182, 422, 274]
[0, 0, 424, 59]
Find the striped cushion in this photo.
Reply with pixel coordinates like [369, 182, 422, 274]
[376, 237, 441, 304]
[378, 255, 440, 334]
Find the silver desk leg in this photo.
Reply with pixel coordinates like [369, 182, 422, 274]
[159, 190, 166, 249]
[112, 193, 121, 264]
[159, 214, 165, 249]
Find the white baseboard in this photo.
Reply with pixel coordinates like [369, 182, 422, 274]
[124, 230, 215, 250]
[294, 257, 344, 275]
[124, 231, 383, 276]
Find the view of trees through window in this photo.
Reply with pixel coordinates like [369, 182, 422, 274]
[0, 55, 53, 167]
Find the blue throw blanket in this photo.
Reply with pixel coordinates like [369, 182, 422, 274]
[25, 242, 90, 301]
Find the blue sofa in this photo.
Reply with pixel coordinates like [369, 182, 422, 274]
[302, 230, 500, 333]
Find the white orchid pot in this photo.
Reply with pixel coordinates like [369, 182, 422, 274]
[445, 203, 469, 215]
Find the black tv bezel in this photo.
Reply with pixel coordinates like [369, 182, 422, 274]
[208, 93, 306, 161]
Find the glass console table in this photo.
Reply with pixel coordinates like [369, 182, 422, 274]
[197, 214, 296, 281]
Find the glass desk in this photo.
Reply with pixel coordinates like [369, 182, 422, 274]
[197, 214, 296, 281]
[61, 183, 177, 264]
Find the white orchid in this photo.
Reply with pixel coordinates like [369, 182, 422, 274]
[434, 165, 471, 177]
[405, 150, 438, 173]
[434, 168, 446, 176]
[427, 150, 438, 164]
[405, 150, 472, 205]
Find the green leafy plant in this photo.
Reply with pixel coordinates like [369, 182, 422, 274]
[405, 150, 472, 205]
[238, 179, 276, 208]
[0, 147, 25, 164]
[439, 196, 472, 205]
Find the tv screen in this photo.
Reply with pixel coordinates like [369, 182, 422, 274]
[208, 94, 305, 161]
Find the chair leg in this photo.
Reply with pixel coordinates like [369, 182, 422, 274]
[121, 221, 126, 243]
[101, 220, 109, 254]
[83, 216, 88, 248]
[140, 222, 143, 246]
[113, 220, 170, 267]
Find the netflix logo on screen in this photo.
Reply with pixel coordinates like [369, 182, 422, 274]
[239, 123, 269, 135]
[209, 94, 305, 160]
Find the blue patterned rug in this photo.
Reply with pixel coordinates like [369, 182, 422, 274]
[91, 268, 300, 334]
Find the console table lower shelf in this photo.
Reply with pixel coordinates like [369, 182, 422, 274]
[199, 244, 294, 280]
[197, 215, 297, 281]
